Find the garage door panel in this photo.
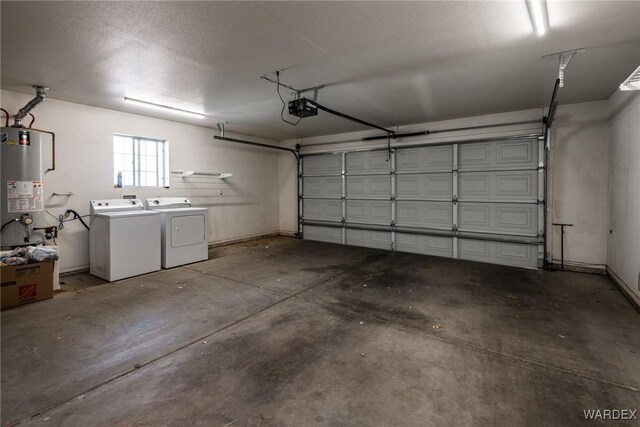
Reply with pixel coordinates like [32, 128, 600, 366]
[396, 201, 452, 229]
[396, 233, 453, 257]
[346, 176, 391, 198]
[458, 203, 538, 236]
[301, 136, 544, 270]
[346, 151, 389, 174]
[346, 229, 391, 250]
[458, 239, 537, 268]
[459, 139, 537, 170]
[396, 174, 452, 200]
[303, 154, 342, 175]
[346, 200, 391, 225]
[303, 199, 342, 222]
[303, 176, 342, 198]
[304, 225, 342, 244]
[396, 146, 452, 173]
[458, 170, 537, 201]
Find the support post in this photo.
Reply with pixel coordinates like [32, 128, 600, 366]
[552, 223, 573, 270]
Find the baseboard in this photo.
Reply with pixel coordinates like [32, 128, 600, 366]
[548, 261, 607, 275]
[60, 268, 90, 277]
[207, 231, 282, 248]
[607, 267, 640, 312]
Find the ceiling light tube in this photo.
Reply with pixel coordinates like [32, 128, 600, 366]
[528, 0, 547, 36]
[124, 97, 205, 119]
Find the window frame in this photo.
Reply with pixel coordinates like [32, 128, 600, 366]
[113, 134, 170, 188]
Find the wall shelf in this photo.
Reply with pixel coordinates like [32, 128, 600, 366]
[171, 170, 233, 179]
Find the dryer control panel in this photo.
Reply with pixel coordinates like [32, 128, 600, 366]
[146, 197, 191, 209]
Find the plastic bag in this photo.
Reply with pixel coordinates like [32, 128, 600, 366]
[1, 256, 29, 266]
[27, 246, 59, 262]
[0, 246, 58, 265]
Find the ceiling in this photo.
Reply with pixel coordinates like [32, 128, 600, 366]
[2, 1, 639, 140]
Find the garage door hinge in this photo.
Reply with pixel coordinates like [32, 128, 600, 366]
[390, 221, 396, 228]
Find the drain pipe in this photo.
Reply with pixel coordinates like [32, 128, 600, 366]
[12, 86, 49, 128]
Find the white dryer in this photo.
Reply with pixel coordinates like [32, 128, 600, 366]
[145, 197, 209, 268]
[89, 199, 161, 281]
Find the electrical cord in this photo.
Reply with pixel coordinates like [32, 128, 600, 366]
[45, 209, 92, 231]
[45, 209, 64, 230]
[276, 71, 302, 127]
[1, 218, 20, 233]
[65, 209, 90, 230]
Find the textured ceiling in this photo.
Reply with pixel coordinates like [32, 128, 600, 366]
[2, 1, 639, 140]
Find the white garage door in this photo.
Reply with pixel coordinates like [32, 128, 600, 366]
[300, 135, 545, 269]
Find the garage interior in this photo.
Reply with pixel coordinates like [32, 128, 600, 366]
[1, 1, 639, 426]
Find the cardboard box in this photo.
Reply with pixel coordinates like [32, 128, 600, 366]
[1, 262, 54, 309]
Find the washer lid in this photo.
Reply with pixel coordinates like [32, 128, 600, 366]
[146, 197, 191, 209]
[94, 210, 160, 219]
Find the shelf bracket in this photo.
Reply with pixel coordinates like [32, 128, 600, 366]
[216, 121, 228, 138]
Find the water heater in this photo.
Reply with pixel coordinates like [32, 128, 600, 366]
[1, 127, 47, 247]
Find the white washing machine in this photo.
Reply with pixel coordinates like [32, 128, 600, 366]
[89, 199, 161, 281]
[145, 197, 209, 268]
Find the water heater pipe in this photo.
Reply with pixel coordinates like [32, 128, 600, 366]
[13, 86, 49, 127]
[1, 108, 9, 127]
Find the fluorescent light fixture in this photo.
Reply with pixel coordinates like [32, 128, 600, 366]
[124, 97, 205, 119]
[620, 65, 640, 91]
[528, 0, 547, 36]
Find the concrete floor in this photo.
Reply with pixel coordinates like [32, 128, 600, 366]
[2, 236, 639, 426]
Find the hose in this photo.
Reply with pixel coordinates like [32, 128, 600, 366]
[28, 113, 35, 128]
[1, 108, 9, 127]
[1, 218, 20, 233]
[65, 209, 90, 230]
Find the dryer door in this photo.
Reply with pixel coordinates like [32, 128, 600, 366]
[171, 214, 206, 248]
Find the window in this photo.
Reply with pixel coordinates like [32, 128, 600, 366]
[113, 134, 169, 188]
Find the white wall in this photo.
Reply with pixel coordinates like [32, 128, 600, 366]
[1, 90, 280, 273]
[548, 101, 611, 270]
[608, 90, 640, 301]
[278, 104, 613, 268]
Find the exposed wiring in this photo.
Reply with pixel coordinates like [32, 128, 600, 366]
[28, 113, 35, 128]
[1, 108, 9, 127]
[276, 71, 302, 127]
[1, 218, 20, 233]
